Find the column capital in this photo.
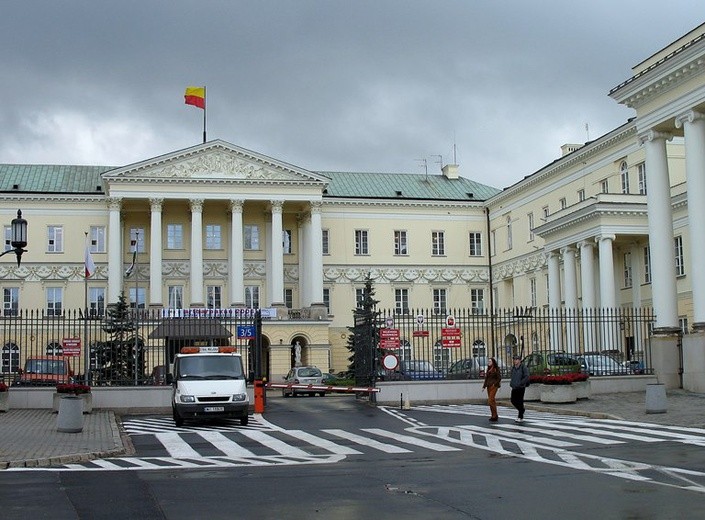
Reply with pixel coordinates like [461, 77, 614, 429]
[310, 200, 323, 214]
[106, 197, 122, 211]
[189, 198, 204, 212]
[595, 234, 616, 244]
[638, 129, 673, 145]
[675, 110, 705, 129]
[577, 240, 594, 250]
[560, 245, 576, 255]
[229, 199, 244, 213]
[269, 200, 284, 213]
[149, 198, 163, 211]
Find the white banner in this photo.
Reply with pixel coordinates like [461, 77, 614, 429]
[160, 308, 277, 319]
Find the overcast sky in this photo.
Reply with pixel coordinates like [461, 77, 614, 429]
[1, 1, 702, 189]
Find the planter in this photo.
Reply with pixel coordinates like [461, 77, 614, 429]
[539, 383, 577, 403]
[53, 392, 92, 413]
[645, 383, 667, 414]
[56, 395, 84, 433]
[574, 380, 591, 400]
[0, 391, 8, 412]
[524, 384, 541, 402]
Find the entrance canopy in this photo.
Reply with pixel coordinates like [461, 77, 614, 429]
[148, 318, 232, 340]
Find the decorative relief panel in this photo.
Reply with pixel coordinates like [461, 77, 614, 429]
[322, 266, 488, 285]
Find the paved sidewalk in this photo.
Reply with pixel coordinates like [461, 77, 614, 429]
[1, 389, 703, 469]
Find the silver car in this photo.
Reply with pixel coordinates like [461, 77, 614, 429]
[282, 366, 325, 397]
[578, 354, 629, 376]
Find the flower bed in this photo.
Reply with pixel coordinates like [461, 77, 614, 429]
[56, 383, 91, 395]
[54, 384, 92, 414]
[0, 382, 8, 392]
[0, 382, 8, 412]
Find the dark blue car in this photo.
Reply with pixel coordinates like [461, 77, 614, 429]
[399, 360, 444, 380]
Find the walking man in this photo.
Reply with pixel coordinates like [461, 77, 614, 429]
[510, 354, 529, 423]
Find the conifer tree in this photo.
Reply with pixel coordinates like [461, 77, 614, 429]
[346, 273, 379, 386]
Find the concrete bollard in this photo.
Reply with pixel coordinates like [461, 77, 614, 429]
[57, 395, 84, 433]
[403, 394, 411, 410]
[645, 383, 667, 414]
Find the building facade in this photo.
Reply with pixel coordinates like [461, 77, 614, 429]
[2, 23, 705, 389]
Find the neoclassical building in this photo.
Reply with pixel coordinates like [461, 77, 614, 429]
[2, 22, 705, 389]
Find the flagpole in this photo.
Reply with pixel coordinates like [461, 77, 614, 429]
[84, 232, 90, 385]
[202, 85, 207, 143]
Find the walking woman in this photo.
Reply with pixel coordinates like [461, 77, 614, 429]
[482, 357, 501, 422]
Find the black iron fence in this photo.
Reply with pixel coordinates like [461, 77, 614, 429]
[0, 309, 256, 387]
[374, 307, 654, 381]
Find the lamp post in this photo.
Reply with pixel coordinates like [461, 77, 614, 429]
[0, 210, 28, 266]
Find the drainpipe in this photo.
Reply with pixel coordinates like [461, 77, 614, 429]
[485, 206, 496, 357]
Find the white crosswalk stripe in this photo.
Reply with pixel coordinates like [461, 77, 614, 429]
[321, 429, 412, 453]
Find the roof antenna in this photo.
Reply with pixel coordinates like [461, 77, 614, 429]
[585, 122, 590, 142]
[432, 154, 443, 172]
[453, 131, 458, 164]
[416, 158, 428, 181]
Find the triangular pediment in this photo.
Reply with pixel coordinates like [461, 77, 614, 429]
[103, 140, 329, 184]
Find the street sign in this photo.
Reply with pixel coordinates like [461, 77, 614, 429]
[416, 314, 425, 326]
[445, 315, 456, 327]
[441, 338, 462, 348]
[62, 337, 81, 357]
[382, 353, 399, 371]
[379, 328, 400, 339]
[412, 330, 429, 337]
[237, 325, 256, 340]
[380, 339, 401, 350]
[385, 316, 395, 328]
[441, 327, 462, 348]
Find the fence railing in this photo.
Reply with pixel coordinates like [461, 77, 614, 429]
[372, 307, 654, 381]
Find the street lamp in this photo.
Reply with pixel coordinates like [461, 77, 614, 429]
[0, 210, 28, 266]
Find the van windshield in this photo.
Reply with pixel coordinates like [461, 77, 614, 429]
[25, 359, 66, 374]
[177, 356, 244, 380]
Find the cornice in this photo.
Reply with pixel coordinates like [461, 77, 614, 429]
[322, 198, 485, 210]
[322, 264, 489, 284]
[534, 201, 648, 237]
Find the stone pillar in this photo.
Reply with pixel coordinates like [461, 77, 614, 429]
[547, 251, 562, 350]
[640, 130, 679, 331]
[578, 240, 596, 350]
[107, 197, 122, 303]
[597, 234, 618, 349]
[190, 199, 204, 306]
[676, 111, 705, 330]
[229, 200, 245, 306]
[149, 198, 163, 307]
[308, 201, 325, 310]
[269, 200, 285, 307]
[562, 245, 578, 350]
[299, 213, 310, 307]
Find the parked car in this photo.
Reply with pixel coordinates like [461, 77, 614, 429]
[446, 357, 505, 379]
[522, 351, 581, 375]
[147, 365, 167, 385]
[622, 360, 646, 374]
[577, 354, 630, 376]
[398, 360, 444, 380]
[13, 356, 75, 386]
[282, 366, 326, 397]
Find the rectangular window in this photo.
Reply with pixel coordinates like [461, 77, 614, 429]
[168, 286, 183, 309]
[469, 232, 482, 256]
[244, 225, 260, 250]
[623, 252, 632, 288]
[88, 287, 105, 317]
[323, 288, 330, 314]
[355, 288, 365, 309]
[542, 206, 549, 219]
[433, 288, 447, 315]
[3, 287, 19, 316]
[431, 231, 445, 256]
[166, 224, 183, 249]
[205, 225, 222, 249]
[679, 317, 689, 335]
[245, 286, 260, 308]
[559, 198, 567, 210]
[394, 230, 408, 255]
[3, 226, 11, 251]
[638, 163, 647, 195]
[129, 287, 146, 309]
[129, 228, 146, 253]
[47, 226, 63, 253]
[395, 288, 409, 314]
[206, 286, 221, 309]
[621, 165, 630, 194]
[471, 289, 484, 314]
[675, 236, 685, 276]
[577, 189, 585, 202]
[490, 230, 496, 256]
[355, 230, 368, 255]
[322, 229, 330, 255]
[506, 217, 513, 250]
[644, 246, 652, 284]
[529, 278, 537, 307]
[600, 179, 609, 194]
[285, 288, 293, 309]
[283, 230, 292, 254]
[46, 287, 63, 316]
[90, 226, 106, 253]
[527, 213, 535, 242]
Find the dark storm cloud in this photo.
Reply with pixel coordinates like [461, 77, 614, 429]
[0, 1, 702, 188]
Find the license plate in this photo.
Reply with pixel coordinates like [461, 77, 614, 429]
[204, 406, 225, 412]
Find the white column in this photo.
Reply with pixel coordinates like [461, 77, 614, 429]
[597, 234, 617, 308]
[640, 130, 678, 330]
[298, 213, 310, 306]
[190, 199, 204, 306]
[149, 198, 163, 307]
[676, 111, 705, 329]
[579, 240, 596, 350]
[229, 200, 244, 306]
[107, 197, 122, 304]
[309, 201, 324, 305]
[629, 243, 642, 308]
[562, 245, 578, 350]
[269, 200, 284, 306]
[547, 250, 562, 350]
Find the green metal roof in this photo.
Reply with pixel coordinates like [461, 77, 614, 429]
[318, 171, 500, 201]
[0, 164, 112, 193]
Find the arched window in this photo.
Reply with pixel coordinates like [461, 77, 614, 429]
[2, 342, 20, 373]
[46, 341, 63, 356]
[620, 161, 630, 194]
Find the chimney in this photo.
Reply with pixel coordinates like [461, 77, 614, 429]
[442, 164, 459, 179]
[560, 144, 583, 157]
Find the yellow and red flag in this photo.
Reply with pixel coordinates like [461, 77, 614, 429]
[184, 86, 205, 109]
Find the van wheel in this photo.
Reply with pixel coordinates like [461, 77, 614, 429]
[240, 415, 249, 426]
[283, 390, 290, 398]
[319, 392, 326, 397]
[173, 407, 184, 427]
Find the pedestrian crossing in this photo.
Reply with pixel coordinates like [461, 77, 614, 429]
[12, 404, 705, 493]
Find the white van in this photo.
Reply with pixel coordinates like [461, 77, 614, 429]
[170, 346, 250, 427]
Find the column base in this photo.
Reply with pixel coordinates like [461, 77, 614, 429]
[691, 322, 705, 332]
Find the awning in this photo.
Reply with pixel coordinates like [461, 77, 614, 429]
[148, 318, 233, 340]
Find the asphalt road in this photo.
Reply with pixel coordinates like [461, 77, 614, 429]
[2, 395, 705, 519]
